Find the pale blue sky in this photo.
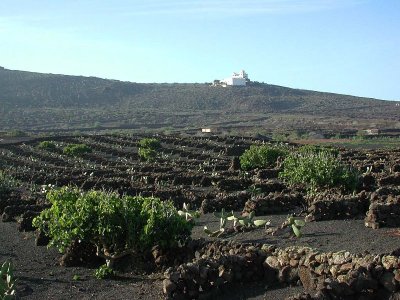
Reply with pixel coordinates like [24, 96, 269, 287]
[0, 0, 399, 100]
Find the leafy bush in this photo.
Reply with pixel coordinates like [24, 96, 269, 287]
[138, 138, 161, 161]
[138, 138, 161, 150]
[0, 171, 18, 196]
[279, 148, 359, 193]
[0, 261, 16, 299]
[240, 144, 288, 170]
[33, 187, 193, 267]
[138, 147, 157, 162]
[37, 141, 57, 151]
[94, 264, 115, 279]
[62, 144, 91, 156]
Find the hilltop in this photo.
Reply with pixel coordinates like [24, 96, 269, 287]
[0, 67, 399, 135]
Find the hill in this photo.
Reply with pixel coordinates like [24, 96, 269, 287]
[0, 67, 399, 135]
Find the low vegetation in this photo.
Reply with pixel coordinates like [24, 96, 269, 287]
[32, 187, 193, 267]
[0, 261, 16, 299]
[94, 264, 115, 279]
[62, 144, 91, 156]
[37, 141, 57, 151]
[240, 144, 288, 170]
[284, 215, 306, 238]
[203, 209, 270, 238]
[138, 138, 161, 161]
[138, 138, 161, 150]
[0, 171, 17, 196]
[279, 146, 360, 193]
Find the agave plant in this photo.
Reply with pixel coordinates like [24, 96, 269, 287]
[177, 203, 200, 222]
[286, 215, 306, 238]
[203, 226, 225, 238]
[204, 210, 270, 238]
[213, 208, 232, 229]
[203, 208, 232, 237]
[228, 211, 270, 228]
[0, 261, 16, 299]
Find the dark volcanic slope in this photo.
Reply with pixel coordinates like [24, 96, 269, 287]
[0, 67, 395, 115]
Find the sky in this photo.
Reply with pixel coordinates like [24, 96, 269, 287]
[0, 0, 399, 100]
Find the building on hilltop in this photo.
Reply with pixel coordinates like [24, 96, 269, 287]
[213, 70, 249, 86]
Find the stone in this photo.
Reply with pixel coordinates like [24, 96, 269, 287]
[289, 259, 299, 267]
[380, 271, 398, 293]
[330, 265, 340, 277]
[265, 256, 280, 269]
[389, 292, 400, 300]
[394, 269, 400, 283]
[314, 264, 328, 276]
[298, 266, 317, 292]
[199, 266, 208, 280]
[331, 251, 352, 265]
[327, 280, 354, 297]
[382, 256, 399, 270]
[279, 266, 298, 284]
[339, 263, 353, 273]
[163, 279, 177, 296]
[304, 252, 318, 267]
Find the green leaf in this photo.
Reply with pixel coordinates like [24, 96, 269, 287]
[203, 226, 213, 235]
[248, 211, 255, 221]
[292, 224, 302, 238]
[239, 219, 249, 226]
[253, 219, 269, 227]
[294, 219, 305, 227]
[220, 217, 226, 229]
[227, 215, 237, 221]
[211, 228, 224, 237]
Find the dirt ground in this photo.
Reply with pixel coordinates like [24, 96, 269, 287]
[1, 212, 399, 300]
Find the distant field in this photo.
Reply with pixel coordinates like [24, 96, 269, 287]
[295, 136, 400, 149]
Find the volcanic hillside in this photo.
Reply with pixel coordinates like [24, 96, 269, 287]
[0, 67, 399, 132]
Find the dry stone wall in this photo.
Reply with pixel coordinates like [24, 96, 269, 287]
[162, 241, 400, 299]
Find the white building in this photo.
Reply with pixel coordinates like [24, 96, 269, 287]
[220, 70, 248, 86]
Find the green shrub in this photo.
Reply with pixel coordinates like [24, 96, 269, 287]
[279, 148, 359, 193]
[37, 141, 57, 151]
[138, 147, 157, 162]
[0, 260, 16, 299]
[138, 138, 161, 150]
[32, 187, 193, 267]
[0, 171, 18, 196]
[62, 144, 91, 156]
[138, 138, 161, 161]
[240, 144, 288, 170]
[94, 264, 115, 279]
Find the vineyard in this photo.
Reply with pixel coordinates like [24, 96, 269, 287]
[1, 133, 400, 299]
